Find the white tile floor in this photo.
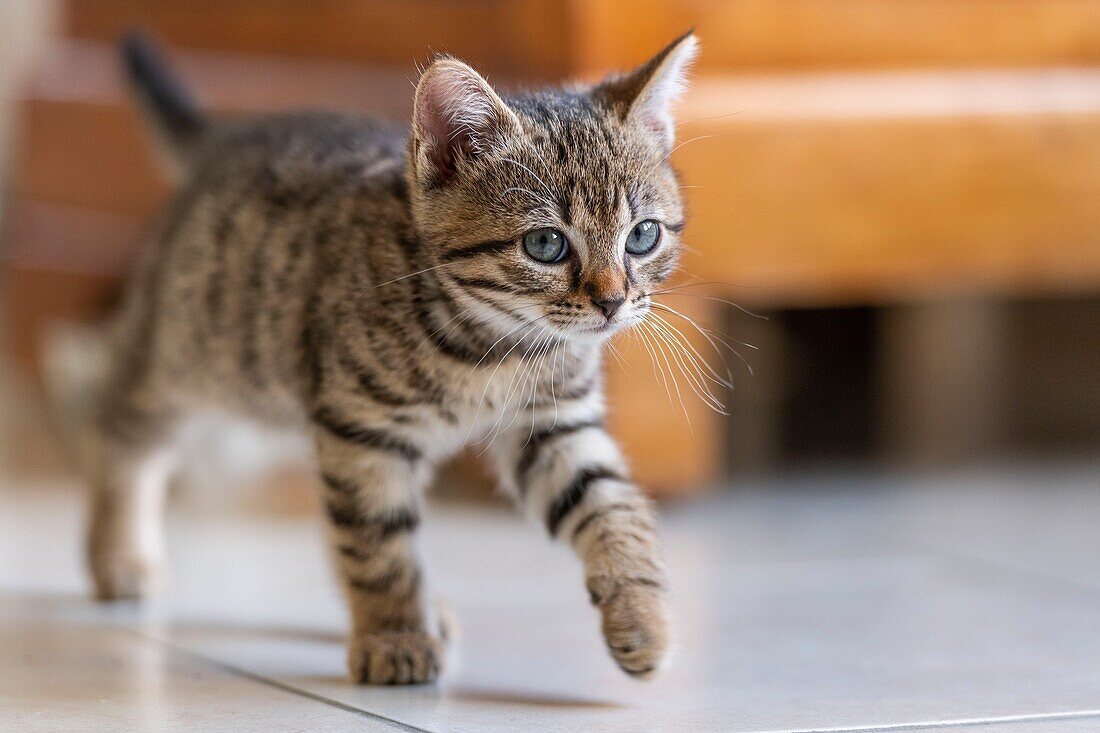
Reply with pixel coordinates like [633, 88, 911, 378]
[2, 463, 1099, 732]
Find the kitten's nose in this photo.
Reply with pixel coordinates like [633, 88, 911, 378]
[593, 296, 625, 320]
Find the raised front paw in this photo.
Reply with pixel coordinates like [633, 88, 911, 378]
[347, 630, 445, 685]
[587, 575, 672, 680]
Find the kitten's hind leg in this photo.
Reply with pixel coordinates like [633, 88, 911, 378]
[313, 412, 446, 685]
[85, 403, 178, 602]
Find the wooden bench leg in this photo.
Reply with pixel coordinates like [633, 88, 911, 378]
[879, 298, 1008, 465]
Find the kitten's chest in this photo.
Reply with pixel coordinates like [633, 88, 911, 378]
[443, 348, 596, 439]
[448, 358, 542, 420]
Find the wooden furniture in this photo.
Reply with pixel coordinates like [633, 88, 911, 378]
[5, 0, 1100, 493]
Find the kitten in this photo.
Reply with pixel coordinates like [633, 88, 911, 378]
[81, 30, 698, 684]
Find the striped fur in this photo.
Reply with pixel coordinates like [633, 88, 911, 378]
[78, 32, 697, 685]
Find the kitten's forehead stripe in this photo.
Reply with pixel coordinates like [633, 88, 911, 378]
[509, 90, 663, 236]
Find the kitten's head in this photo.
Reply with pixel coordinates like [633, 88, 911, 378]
[406, 32, 698, 343]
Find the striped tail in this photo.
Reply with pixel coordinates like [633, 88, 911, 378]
[120, 31, 206, 177]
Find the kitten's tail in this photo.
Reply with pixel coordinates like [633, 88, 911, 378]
[121, 31, 206, 179]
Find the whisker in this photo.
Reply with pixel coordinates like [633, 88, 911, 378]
[633, 323, 673, 411]
[484, 326, 552, 441]
[655, 322, 728, 415]
[650, 301, 757, 378]
[411, 296, 516, 353]
[500, 157, 556, 201]
[647, 133, 721, 178]
[666, 133, 717, 159]
[605, 339, 629, 372]
[650, 300, 750, 368]
[628, 327, 665, 397]
[502, 186, 556, 213]
[649, 311, 732, 388]
[649, 284, 768, 320]
[646, 319, 698, 426]
[524, 145, 558, 183]
[523, 336, 560, 446]
[418, 308, 471, 346]
[485, 327, 556, 449]
[639, 320, 692, 431]
[543, 339, 562, 435]
[505, 332, 549, 435]
[676, 109, 748, 126]
[647, 315, 728, 414]
[375, 262, 455, 288]
[464, 317, 548, 447]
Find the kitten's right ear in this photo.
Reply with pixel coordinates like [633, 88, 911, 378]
[593, 31, 699, 149]
[411, 57, 519, 186]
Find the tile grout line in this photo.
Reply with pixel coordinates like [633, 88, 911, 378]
[746, 708, 1100, 733]
[129, 629, 437, 733]
[834, 541, 1100, 733]
[108, 538, 1094, 733]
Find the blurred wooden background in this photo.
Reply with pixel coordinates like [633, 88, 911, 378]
[3, 1, 1100, 495]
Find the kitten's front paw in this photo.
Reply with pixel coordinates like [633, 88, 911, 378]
[588, 576, 671, 680]
[348, 630, 445, 685]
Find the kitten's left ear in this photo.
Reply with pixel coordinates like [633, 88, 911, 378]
[411, 56, 520, 186]
[594, 31, 699, 148]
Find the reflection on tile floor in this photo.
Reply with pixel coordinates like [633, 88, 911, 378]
[2, 463, 1099, 732]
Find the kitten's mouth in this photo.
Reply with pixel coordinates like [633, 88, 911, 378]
[554, 308, 647, 339]
[574, 318, 635, 337]
[562, 321, 614, 338]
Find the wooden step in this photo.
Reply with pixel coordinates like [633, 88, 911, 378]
[675, 68, 1100, 306]
[576, 1, 1100, 73]
[13, 40, 420, 214]
[0, 200, 137, 371]
[66, 0, 1100, 74]
[2, 199, 143, 277]
[63, 0, 572, 80]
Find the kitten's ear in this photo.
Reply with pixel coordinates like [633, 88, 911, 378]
[412, 57, 519, 186]
[594, 31, 699, 148]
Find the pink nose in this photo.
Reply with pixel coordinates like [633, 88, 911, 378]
[593, 296, 625, 320]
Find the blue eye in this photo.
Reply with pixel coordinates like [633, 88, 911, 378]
[522, 228, 569, 264]
[626, 220, 660, 255]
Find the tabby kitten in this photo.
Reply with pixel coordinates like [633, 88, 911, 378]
[83, 30, 698, 684]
